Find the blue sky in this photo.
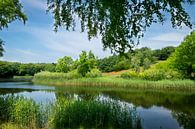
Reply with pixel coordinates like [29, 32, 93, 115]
[0, 0, 195, 63]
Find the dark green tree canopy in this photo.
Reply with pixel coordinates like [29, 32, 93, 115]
[169, 31, 195, 78]
[47, 0, 194, 54]
[0, 0, 27, 30]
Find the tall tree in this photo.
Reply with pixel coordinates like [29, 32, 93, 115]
[77, 51, 97, 76]
[169, 31, 195, 78]
[0, 0, 27, 56]
[47, 0, 194, 54]
[56, 56, 73, 73]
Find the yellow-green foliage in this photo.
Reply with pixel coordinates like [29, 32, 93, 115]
[11, 97, 40, 127]
[34, 70, 81, 81]
[86, 68, 102, 78]
[140, 68, 183, 81]
[0, 123, 20, 129]
[121, 61, 183, 81]
[121, 71, 139, 79]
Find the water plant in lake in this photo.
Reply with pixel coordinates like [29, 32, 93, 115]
[0, 96, 141, 129]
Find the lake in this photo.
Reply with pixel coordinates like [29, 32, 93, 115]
[0, 82, 195, 129]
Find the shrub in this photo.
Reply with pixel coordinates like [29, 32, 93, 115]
[77, 51, 97, 77]
[66, 69, 82, 79]
[55, 56, 73, 73]
[140, 68, 183, 81]
[121, 71, 139, 79]
[86, 68, 102, 78]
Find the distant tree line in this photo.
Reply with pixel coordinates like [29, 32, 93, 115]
[0, 62, 56, 78]
[97, 46, 175, 72]
[0, 46, 176, 78]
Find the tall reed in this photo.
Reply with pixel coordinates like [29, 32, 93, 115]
[0, 96, 141, 129]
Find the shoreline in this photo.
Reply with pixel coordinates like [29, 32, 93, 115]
[33, 76, 195, 92]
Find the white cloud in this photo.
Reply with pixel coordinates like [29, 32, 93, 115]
[9, 49, 49, 63]
[150, 32, 186, 42]
[22, 26, 111, 59]
[15, 49, 39, 56]
[21, 0, 47, 10]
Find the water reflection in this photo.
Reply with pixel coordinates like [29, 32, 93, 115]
[0, 82, 195, 129]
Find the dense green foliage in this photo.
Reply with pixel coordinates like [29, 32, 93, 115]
[121, 61, 183, 81]
[0, 61, 56, 78]
[97, 47, 158, 72]
[169, 31, 195, 78]
[56, 56, 73, 73]
[77, 51, 97, 76]
[47, 0, 193, 54]
[86, 68, 102, 78]
[0, 0, 27, 30]
[121, 70, 183, 81]
[153, 46, 175, 60]
[0, 62, 19, 78]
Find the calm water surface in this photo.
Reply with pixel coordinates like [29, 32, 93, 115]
[0, 82, 195, 129]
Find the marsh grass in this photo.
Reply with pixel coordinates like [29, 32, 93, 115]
[0, 96, 141, 129]
[49, 98, 141, 129]
[33, 72, 195, 92]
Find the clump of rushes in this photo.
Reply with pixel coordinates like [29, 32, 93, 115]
[34, 71, 81, 81]
[0, 96, 49, 129]
[0, 96, 15, 124]
[11, 97, 40, 127]
[0, 96, 141, 129]
[49, 98, 141, 129]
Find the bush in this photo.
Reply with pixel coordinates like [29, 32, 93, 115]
[121, 63, 183, 81]
[140, 69, 183, 81]
[77, 51, 97, 77]
[121, 71, 139, 79]
[55, 56, 73, 73]
[86, 68, 102, 78]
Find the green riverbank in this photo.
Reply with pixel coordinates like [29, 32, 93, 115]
[33, 76, 195, 92]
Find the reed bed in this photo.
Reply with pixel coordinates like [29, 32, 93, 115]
[0, 96, 141, 129]
[33, 72, 195, 92]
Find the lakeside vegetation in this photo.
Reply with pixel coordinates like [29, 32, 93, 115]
[33, 74, 195, 92]
[0, 96, 141, 129]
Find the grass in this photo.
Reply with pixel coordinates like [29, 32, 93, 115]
[0, 96, 141, 129]
[33, 72, 195, 92]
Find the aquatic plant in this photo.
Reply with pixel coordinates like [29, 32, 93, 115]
[0, 96, 141, 129]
